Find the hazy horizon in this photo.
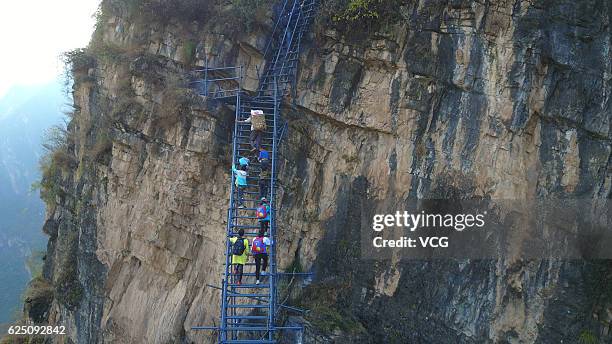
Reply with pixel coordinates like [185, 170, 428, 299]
[0, 79, 68, 325]
[0, 0, 100, 98]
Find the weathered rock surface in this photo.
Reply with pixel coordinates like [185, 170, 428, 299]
[32, 0, 611, 343]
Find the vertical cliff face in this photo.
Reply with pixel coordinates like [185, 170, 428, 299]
[283, 2, 612, 342]
[33, 0, 611, 343]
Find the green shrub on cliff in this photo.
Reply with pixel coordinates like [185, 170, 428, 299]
[89, 42, 124, 64]
[23, 277, 53, 324]
[62, 49, 96, 86]
[62, 48, 95, 73]
[97, 0, 217, 25]
[230, 0, 269, 31]
[579, 329, 598, 344]
[54, 229, 83, 310]
[32, 125, 75, 205]
[332, 0, 381, 22]
[321, 0, 403, 32]
[92, 0, 271, 40]
[296, 281, 366, 336]
[182, 40, 197, 66]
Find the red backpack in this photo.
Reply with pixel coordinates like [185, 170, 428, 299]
[256, 205, 268, 219]
[251, 237, 267, 254]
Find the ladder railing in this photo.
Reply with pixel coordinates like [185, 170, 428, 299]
[257, 0, 317, 98]
[220, 83, 242, 343]
[190, 64, 243, 100]
[262, 0, 291, 63]
[268, 76, 279, 339]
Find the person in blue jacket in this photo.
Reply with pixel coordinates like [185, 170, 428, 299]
[239, 156, 250, 170]
[232, 164, 248, 208]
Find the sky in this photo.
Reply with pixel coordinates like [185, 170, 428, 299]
[0, 0, 101, 98]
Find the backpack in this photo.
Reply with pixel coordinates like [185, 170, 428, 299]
[260, 164, 270, 178]
[252, 237, 267, 254]
[231, 237, 246, 255]
[251, 110, 267, 131]
[259, 150, 270, 161]
[256, 205, 268, 219]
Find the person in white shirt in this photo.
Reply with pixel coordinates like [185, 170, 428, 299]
[239, 110, 264, 153]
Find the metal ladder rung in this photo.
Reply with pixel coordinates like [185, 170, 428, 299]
[228, 273, 273, 278]
[224, 327, 273, 331]
[226, 263, 269, 267]
[226, 283, 271, 288]
[226, 304, 269, 309]
[226, 293, 272, 298]
[225, 315, 269, 320]
[230, 225, 259, 229]
[232, 216, 263, 219]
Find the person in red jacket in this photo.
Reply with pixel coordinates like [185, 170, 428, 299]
[251, 228, 272, 285]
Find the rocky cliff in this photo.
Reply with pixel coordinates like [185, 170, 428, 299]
[25, 0, 612, 343]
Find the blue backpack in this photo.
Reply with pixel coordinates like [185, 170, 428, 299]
[259, 150, 269, 160]
[232, 238, 246, 255]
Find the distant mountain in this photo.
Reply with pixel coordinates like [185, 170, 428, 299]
[0, 80, 66, 325]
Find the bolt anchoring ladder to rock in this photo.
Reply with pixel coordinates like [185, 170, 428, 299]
[190, 1, 317, 343]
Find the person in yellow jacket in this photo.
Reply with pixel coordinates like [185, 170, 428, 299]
[229, 228, 250, 285]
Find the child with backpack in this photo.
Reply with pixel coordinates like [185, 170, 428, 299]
[258, 148, 270, 168]
[232, 163, 248, 208]
[258, 148, 270, 200]
[251, 228, 272, 285]
[230, 229, 250, 285]
[256, 198, 271, 233]
[238, 156, 250, 170]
